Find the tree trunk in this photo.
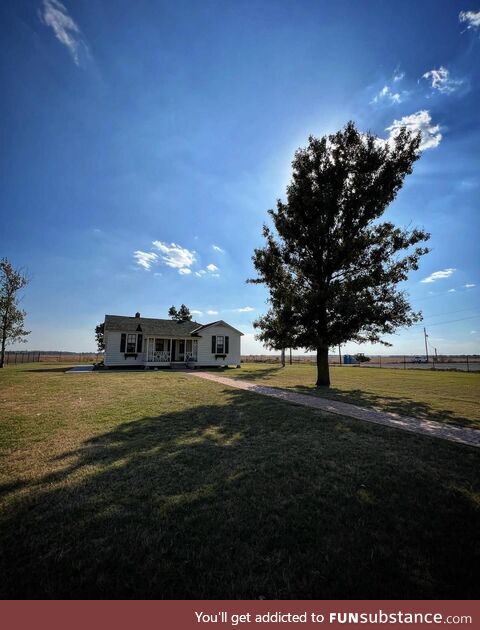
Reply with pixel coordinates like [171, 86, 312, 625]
[0, 329, 6, 368]
[316, 345, 330, 387]
[280, 348, 285, 368]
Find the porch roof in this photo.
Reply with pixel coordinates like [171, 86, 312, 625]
[104, 315, 203, 337]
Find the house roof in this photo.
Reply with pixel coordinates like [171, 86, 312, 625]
[104, 315, 203, 337]
[191, 320, 244, 336]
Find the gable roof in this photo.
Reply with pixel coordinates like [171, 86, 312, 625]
[191, 320, 244, 336]
[104, 315, 203, 337]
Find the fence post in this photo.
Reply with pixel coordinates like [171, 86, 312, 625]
[466, 355, 470, 373]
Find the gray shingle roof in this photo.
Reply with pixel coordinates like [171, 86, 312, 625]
[104, 315, 204, 337]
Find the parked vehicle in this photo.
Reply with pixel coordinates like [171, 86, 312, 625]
[412, 356, 428, 363]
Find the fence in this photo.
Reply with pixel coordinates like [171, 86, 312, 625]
[3, 352, 103, 365]
[241, 354, 480, 372]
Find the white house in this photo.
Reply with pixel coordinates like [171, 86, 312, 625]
[103, 313, 243, 368]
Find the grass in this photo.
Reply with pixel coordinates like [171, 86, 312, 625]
[219, 363, 480, 429]
[0, 363, 479, 599]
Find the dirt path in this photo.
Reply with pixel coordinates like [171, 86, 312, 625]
[189, 371, 480, 448]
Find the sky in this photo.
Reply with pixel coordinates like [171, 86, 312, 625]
[1, 0, 479, 355]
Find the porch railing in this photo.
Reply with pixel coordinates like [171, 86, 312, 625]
[185, 351, 197, 362]
[149, 350, 170, 362]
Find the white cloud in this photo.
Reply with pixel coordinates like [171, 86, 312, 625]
[212, 245, 225, 253]
[422, 66, 463, 94]
[206, 309, 218, 315]
[471, 330, 478, 334]
[459, 9, 480, 30]
[448, 288, 456, 293]
[133, 251, 158, 270]
[206, 263, 219, 272]
[393, 70, 405, 82]
[371, 85, 403, 105]
[152, 241, 196, 275]
[194, 270, 207, 277]
[191, 310, 203, 316]
[234, 306, 255, 312]
[420, 268, 456, 283]
[39, 0, 89, 66]
[464, 283, 476, 288]
[386, 110, 442, 150]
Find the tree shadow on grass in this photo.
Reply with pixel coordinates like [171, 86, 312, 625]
[0, 386, 479, 599]
[287, 385, 478, 429]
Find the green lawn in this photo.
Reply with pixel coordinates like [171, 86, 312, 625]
[220, 363, 480, 429]
[0, 363, 479, 599]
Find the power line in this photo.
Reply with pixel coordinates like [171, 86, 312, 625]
[410, 315, 480, 328]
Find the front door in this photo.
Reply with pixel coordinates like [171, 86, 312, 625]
[178, 339, 185, 361]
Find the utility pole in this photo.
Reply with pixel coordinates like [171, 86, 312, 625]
[423, 327, 429, 363]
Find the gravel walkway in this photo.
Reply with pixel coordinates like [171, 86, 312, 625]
[190, 371, 480, 448]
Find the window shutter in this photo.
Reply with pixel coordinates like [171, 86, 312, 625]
[120, 333, 126, 352]
[211, 335, 216, 353]
[137, 334, 143, 352]
[225, 336, 229, 354]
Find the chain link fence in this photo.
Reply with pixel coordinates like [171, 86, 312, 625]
[3, 352, 103, 365]
[241, 354, 480, 372]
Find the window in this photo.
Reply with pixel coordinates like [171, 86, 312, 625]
[155, 339, 164, 352]
[126, 334, 137, 353]
[216, 335, 224, 353]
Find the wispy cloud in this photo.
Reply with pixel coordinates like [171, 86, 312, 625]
[459, 9, 480, 31]
[393, 69, 405, 82]
[464, 283, 476, 288]
[194, 263, 220, 277]
[421, 66, 464, 94]
[420, 268, 456, 283]
[206, 309, 218, 315]
[371, 85, 403, 105]
[152, 241, 196, 275]
[191, 310, 203, 316]
[133, 251, 158, 270]
[448, 288, 456, 293]
[39, 0, 89, 66]
[234, 306, 255, 312]
[386, 110, 442, 150]
[212, 245, 225, 253]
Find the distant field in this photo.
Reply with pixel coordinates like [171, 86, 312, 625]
[224, 363, 480, 429]
[0, 363, 479, 598]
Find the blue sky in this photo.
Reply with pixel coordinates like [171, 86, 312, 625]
[1, 0, 479, 355]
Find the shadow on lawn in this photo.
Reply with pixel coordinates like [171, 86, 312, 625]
[222, 366, 476, 428]
[0, 386, 478, 599]
[289, 385, 477, 429]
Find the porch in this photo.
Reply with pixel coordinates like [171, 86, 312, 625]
[145, 337, 198, 365]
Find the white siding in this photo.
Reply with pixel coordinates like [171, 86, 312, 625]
[104, 323, 242, 367]
[104, 331, 146, 367]
[195, 324, 241, 367]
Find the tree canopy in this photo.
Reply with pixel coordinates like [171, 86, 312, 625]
[249, 122, 430, 386]
[0, 258, 30, 368]
[168, 304, 192, 321]
[95, 322, 105, 351]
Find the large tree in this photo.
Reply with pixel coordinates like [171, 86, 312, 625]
[168, 304, 192, 321]
[0, 258, 30, 368]
[249, 122, 430, 386]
